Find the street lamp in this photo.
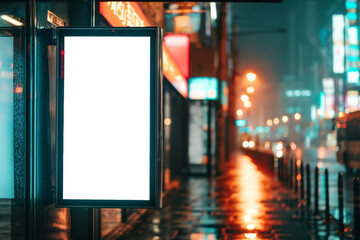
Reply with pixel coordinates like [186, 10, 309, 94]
[246, 86, 255, 94]
[236, 109, 244, 117]
[294, 113, 301, 120]
[244, 101, 251, 108]
[246, 72, 256, 82]
[273, 118, 280, 125]
[282, 115, 289, 123]
[241, 94, 249, 102]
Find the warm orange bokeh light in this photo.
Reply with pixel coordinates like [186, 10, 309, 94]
[246, 86, 255, 94]
[14, 86, 23, 94]
[244, 101, 251, 108]
[246, 224, 255, 230]
[244, 233, 257, 239]
[267, 119, 273, 126]
[282, 115, 289, 123]
[246, 72, 256, 82]
[273, 118, 279, 125]
[164, 118, 172, 126]
[294, 113, 301, 120]
[338, 112, 344, 118]
[241, 94, 249, 102]
[237, 109, 244, 117]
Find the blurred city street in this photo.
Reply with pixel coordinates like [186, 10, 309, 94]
[127, 154, 313, 240]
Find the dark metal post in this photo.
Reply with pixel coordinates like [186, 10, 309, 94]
[121, 208, 128, 223]
[314, 166, 319, 215]
[295, 159, 298, 193]
[306, 164, 311, 210]
[300, 162, 304, 202]
[354, 177, 360, 240]
[338, 172, 344, 233]
[290, 158, 293, 189]
[325, 169, 330, 223]
[278, 157, 281, 181]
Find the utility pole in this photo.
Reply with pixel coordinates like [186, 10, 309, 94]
[216, 2, 228, 174]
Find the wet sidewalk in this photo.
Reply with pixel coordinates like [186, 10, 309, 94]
[125, 154, 313, 240]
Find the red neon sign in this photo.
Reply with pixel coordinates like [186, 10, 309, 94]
[99, 2, 188, 97]
[164, 34, 190, 80]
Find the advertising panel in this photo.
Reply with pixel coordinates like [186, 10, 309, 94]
[56, 28, 162, 208]
[322, 78, 335, 119]
[189, 77, 218, 100]
[345, 0, 360, 83]
[332, 14, 345, 74]
[346, 90, 359, 112]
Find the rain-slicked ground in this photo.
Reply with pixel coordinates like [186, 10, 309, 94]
[287, 147, 360, 230]
[126, 154, 313, 240]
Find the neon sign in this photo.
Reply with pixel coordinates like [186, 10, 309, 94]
[100, 1, 188, 97]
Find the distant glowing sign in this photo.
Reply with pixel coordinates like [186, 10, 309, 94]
[99, 1, 188, 97]
[346, 90, 359, 112]
[189, 77, 218, 100]
[236, 119, 246, 127]
[164, 34, 190, 79]
[322, 78, 335, 119]
[345, 0, 359, 84]
[332, 14, 345, 74]
[285, 89, 312, 97]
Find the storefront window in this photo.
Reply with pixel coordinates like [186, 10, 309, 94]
[0, 2, 27, 239]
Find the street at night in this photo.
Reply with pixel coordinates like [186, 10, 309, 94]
[1, 0, 360, 239]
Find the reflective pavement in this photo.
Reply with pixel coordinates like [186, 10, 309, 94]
[288, 147, 360, 229]
[126, 154, 313, 240]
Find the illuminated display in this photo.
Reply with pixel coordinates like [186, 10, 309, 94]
[285, 89, 311, 97]
[322, 78, 335, 119]
[163, 34, 190, 79]
[332, 14, 345, 74]
[189, 77, 218, 100]
[345, 0, 359, 83]
[99, 1, 188, 97]
[56, 28, 162, 208]
[346, 90, 359, 112]
[236, 119, 246, 127]
[0, 37, 14, 199]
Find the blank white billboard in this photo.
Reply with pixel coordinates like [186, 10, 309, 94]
[62, 36, 151, 201]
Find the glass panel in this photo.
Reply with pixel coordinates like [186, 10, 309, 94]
[0, 2, 26, 239]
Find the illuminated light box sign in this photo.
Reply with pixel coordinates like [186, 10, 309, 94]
[56, 28, 163, 208]
[189, 77, 218, 100]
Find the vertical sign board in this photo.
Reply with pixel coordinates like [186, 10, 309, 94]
[56, 28, 163, 208]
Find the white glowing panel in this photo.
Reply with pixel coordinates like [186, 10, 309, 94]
[63, 36, 150, 200]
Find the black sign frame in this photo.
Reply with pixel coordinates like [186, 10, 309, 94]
[56, 27, 163, 208]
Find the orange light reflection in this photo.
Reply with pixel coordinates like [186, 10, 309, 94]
[244, 233, 257, 239]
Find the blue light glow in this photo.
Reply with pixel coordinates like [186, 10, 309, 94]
[348, 55, 359, 62]
[320, 91, 325, 119]
[189, 77, 218, 100]
[264, 126, 270, 133]
[236, 119, 246, 127]
[245, 127, 251, 133]
[346, 1, 357, 9]
[256, 126, 263, 133]
[347, 12, 357, 21]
